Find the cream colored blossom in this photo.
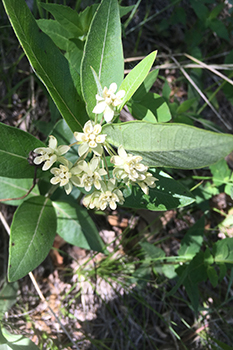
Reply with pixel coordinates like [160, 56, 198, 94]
[111, 145, 148, 182]
[83, 191, 101, 210]
[98, 179, 124, 210]
[83, 179, 124, 210]
[92, 83, 125, 123]
[34, 135, 70, 171]
[136, 172, 157, 195]
[76, 157, 107, 192]
[111, 145, 157, 193]
[74, 120, 106, 157]
[50, 160, 82, 195]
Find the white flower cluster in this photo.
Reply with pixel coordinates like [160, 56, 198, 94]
[33, 83, 157, 211]
[92, 83, 125, 123]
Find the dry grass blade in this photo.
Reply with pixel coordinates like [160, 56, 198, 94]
[171, 55, 232, 130]
[184, 53, 233, 86]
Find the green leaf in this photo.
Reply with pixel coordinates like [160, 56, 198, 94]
[40, 3, 83, 37]
[207, 337, 233, 350]
[78, 5, 98, 37]
[36, 19, 72, 51]
[178, 216, 205, 257]
[184, 251, 208, 313]
[0, 327, 39, 349]
[0, 282, 18, 320]
[207, 266, 218, 288]
[0, 122, 44, 178]
[103, 121, 233, 169]
[209, 19, 229, 41]
[2, 0, 88, 132]
[81, 0, 124, 118]
[204, 247, 214, 265]
[146, 94, 171, 122]
[132, 69, 159, 101]
[122, 170, 195, 211]
[218, 263, 227, 281]
[65, 39, 84, 96]
[213, 238, 233, 264]
[191, 2, 209, 22]
[209, 158, 231, 187]
[140, 242, 165, 260]
[8, 196, 57, 282]
[52, 199, 106, 253]
[119, 5, 135, 18]
[176, 98, 197, 114]
[119, 51, 157, 110]
[0, 177, 39, 206]
[127, 100, 157, 123]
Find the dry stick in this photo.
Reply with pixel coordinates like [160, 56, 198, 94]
[171, 55, 232, 130]
[0, 212, 80, 350]
[184, 53, 233, 87]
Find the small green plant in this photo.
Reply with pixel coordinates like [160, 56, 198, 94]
[1, 2, 233, 336]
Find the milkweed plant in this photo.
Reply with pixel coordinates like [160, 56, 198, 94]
[1, 0, 233, 287]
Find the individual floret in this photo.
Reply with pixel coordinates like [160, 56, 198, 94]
[83, 178, 124, 210]
[92, 83, 125, 123]
[75, 157, 107, 192]
[34, 135, 70, 171]
[111, 145, 157, 193]
[74, 120, 106, 157]
[50, 159, 83, 195]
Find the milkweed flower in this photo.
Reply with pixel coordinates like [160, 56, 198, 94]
[75, 157, 107, 192]
[33, 135, 70, 171]
[83, 179, 124, 210]
[74, 120, 106, 157]
[111, 145, 157, 193]
[98, 179, 125, 210]
[111, 145, 147, 181]
[92, 83, 125, 123]
[50, 159, 83, 195]
[136, 172, 157, 195]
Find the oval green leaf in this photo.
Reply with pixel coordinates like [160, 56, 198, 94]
[81, 0, 124, 118]
[0, 123, 44, 178]
[103, 121, 233, 169]
[2, 0, 88, 132]
[53, 199, 106, 253]
[8, 196, 57, 282]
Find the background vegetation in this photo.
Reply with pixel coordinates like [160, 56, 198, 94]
[1, 0, 233, 349]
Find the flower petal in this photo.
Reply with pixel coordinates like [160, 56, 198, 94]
[92, 143, 103, 156]
[116, 90, 125, 99]
[57, 145, 70, 155]
[74, 132, 85, 142]
[78, 142, 89, 157]
[92, 101, 106, 114]
[64, 182, 73, 195]
[48, 135, 57, 149]
[93, 124, 102, 135]
[103, 106, 114, 122]
[109, 82, 117, 93]
[118, 145, 127, 159]
[83, 120, 94, 134]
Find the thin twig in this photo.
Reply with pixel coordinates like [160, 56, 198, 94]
[184, 53, 233, 86]
[170, 55, 231, 130]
